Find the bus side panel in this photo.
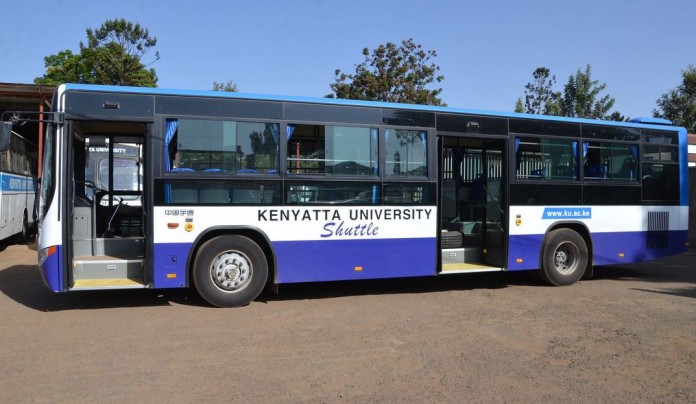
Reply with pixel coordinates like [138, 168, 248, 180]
[152, 243, 190, 289]
[509, 229, 688, 270]
[593, 230, 687, 265]
[506, 234, 544, 270]
[0, 172, 26, 239]
[508, 204, 689, 270]
[274, 238, 437, 283]
[591, 231, 646, 264]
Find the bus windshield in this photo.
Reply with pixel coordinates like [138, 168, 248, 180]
[98, 158, 140, 191]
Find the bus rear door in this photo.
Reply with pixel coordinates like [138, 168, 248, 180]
[439, 135, 507, 273]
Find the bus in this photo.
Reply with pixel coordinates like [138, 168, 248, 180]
[0, 83, 689, 307]
[0, 128, 37, 243]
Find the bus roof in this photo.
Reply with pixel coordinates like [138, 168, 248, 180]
[60, 83, 686, 133]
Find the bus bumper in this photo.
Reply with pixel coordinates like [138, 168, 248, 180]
[38, 245, 63, 292]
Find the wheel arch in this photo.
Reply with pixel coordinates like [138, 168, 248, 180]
[186, 226, 277, 288]
[540, 220, 593, 278]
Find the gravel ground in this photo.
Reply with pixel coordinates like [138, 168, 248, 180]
[0, 242, 694, 403]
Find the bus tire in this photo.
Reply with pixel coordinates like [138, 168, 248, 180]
[193, 235, 268, 307]
[441, 230, 462, 249]
[539, 228, 587, 286]
[19, 211, 29, 243]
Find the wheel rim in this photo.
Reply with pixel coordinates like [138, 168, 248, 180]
[210, 251, 252, 293]
[553, 241, 579, 275]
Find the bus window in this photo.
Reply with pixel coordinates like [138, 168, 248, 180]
[383, 182, 434, 205]
[287, 124, 377, 176]
[515, 137, 577, 180]
[583, 142, 638, 181]
[644, 145, 677, 162]
[642, 163, 679, 201]
[642, 140, 679, 201]
[99, 158, 140, 191]
[385, 129, 427, 177]
[285, 181, 380, 205]
[169, 119, 279, 174]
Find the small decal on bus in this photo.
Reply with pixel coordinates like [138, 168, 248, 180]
[542, 207, 592, 219]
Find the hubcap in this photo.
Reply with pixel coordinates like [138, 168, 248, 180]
[211, 251, 252, 292]
[554, 242, 579, 275]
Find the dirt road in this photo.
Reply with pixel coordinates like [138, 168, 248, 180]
[1, 242, 694, 403]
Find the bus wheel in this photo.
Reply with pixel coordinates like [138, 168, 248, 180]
[193, 235, 268, 307]
[539, 229, 587, 286]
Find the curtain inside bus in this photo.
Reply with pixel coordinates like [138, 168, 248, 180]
[164, 119, 178, 171]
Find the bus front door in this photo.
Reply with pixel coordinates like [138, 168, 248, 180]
[440, 136, 507, 272]
[68, 121, 147, 290]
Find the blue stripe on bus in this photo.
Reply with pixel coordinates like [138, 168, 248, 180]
[507, 234, 545, 270]
[273, 237, 437, 283]
[39, 245, 63, 292]
[151, 237, 437, 287]
[0, 172, 36, 192]
[153, 243, 191, 288]
[507, 230, 688, 270]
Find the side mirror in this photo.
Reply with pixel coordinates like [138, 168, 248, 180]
[0, 121, 12, 151]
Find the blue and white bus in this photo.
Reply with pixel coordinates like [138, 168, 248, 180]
[0, 129, 37, 243]
[1, 84, 688, 306]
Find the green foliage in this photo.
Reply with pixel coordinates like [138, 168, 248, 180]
[212, 81, 238, 92]
[607, 111, 628, 122]
[516, 65, 620, 119]
[522, 67, 561, 115]
[329, 38, 445, 106]
[653, 65, 696, 132]
[561, 65, 615, 119]
[34, 19, 159, 87]
[34, 50, 90, 86]
[514, 98, 524, 113]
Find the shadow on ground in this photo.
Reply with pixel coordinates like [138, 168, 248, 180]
[1, 249, 694, 311]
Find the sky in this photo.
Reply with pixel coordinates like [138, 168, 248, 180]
[2, 0, 694, 119]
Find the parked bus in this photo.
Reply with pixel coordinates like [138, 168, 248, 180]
[0, 84, 688, 307]
[0, 128, 37, 243]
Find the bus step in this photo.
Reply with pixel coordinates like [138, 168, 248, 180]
[71, 278, 146, 290]
[440, 263, 502, 274]
[73, 256, 145, 288]
[440, 247, 502, 274]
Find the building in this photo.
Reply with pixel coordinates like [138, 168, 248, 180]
[0, 83, 55, 174]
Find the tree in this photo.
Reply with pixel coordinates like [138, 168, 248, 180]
[212, 80, 238, 92]
[329, 38, 445, 106]
[608, 111, 628, 122]
[35, 19, 159, 87]
[514, 98, 524, 113]
[34, 50, 91, 85]
[653, 65, 696, 132]
[520, 67, 561, 115]
[560, 65, 615, 119]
